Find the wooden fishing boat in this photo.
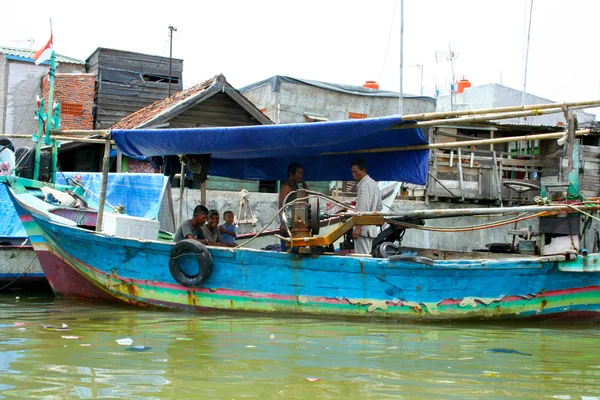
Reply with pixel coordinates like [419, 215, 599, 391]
[4, 50, 600, 320]
[5, 175, 600, 320]
[5, 109, 600, 321]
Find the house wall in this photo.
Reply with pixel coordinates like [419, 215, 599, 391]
[41, 73, 95, 130]
[4, 61, 47, 143]
[241, 83, 276, 121]
[87, 48, 184, 129]
[0, 55, 7, 134]
[437, 84, 596, 125]
[2, 60, 84, 148]
[243, 81, 436, 124]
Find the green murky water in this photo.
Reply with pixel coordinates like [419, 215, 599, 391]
[1, 295, 600, 399]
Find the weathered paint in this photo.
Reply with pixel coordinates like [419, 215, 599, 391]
[558, 253, 600, 272]
[9, 187, 600, 321]
[0, 245, 49, 292]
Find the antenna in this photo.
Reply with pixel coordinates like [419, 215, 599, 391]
[407, 64, 424, 96]
[435, 43, 458, 110]
[168, 25, 178, 97]
[8, 37, 35, 50]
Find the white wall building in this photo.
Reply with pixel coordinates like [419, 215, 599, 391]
[0, 46, 84, 147]
[241, 76, 436, 124]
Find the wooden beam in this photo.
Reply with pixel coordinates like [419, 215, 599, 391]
[290, 215, 385, 247]
[96, 138, 112, 233]
[321, 130, 594, 155]
[0, 133, 113, 144]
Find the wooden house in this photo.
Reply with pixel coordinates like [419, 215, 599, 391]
[111, 73, 273, 191]
[85, 48, 183, 130]
[423, 122, 600, 204]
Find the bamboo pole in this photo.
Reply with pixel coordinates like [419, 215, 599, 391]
[492, 151, 503, 206]
[341, 203, 600, 220]
[0, 134, 114, 144]
[402, 99, 600, 121]
[456, 147, 464, 201]
[96, 137, 112, 233]
[51, 129, 111, 137]
[396, 108, 570, 130]
[322, 129, 593, 155]
[178, 160, 185, 226]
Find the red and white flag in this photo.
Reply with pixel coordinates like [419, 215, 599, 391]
[33, 35, 53, 65]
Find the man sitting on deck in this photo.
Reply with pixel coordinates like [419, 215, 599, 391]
[202, 209, 236, 248]
[173, 205, 209, 244]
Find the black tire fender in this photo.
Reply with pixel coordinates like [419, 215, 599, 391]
[388, 254, 435, 266]
[169, 239, 213, 287]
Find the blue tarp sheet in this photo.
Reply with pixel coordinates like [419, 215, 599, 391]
[0, 173, 168, 239]
[56, 173, 168, 220]
[0, 185, 26, 238]
[113, 116, 429, 184]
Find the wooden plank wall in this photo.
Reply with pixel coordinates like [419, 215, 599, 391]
[426, 127, 544, 203]
[580, 144, 600, 197]
[169, 93, 263, 128]
[90, 49, 184, 129]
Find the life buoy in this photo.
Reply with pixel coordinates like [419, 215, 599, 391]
[388, 254, 435, 266]
[169, 240, 213, 287]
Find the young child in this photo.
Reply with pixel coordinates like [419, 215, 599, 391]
[219, 210, 237, 244]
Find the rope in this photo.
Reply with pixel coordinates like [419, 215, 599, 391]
[237, 189, 257, 225]
[0, 255, 37, 291]
[565, 204, 600, 224]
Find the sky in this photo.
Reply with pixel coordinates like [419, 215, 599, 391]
[2, 0, 599, 118]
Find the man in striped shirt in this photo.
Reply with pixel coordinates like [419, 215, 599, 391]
[351, 158, 382, 255]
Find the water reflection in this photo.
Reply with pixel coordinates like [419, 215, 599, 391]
[1, 295, 600, 399]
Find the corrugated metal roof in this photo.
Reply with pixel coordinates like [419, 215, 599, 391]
[85, 47, 183, 63]
[0, 45, 84, 65]
[240, 75, 436, 103]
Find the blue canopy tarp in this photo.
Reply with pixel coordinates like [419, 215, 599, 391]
[1, 173, 169, 239]
[112, 116, 429, 184]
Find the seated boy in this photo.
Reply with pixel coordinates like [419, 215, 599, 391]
[219, 210, 237, 245]
[173, 205, 209, 244]
[201, 209, 236, 247]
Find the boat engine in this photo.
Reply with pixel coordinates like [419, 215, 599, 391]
[290, 188, 320, 239]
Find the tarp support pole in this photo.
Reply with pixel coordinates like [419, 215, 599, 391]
[96, 137, 111, 232]
[178, 160, 185, 226]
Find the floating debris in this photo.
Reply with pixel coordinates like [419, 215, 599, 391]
[305, 377, 321, 382]
[116, 338, 133, 346]
[13, 322, 26, 327]
[126, 345, 152, 352]
[245, 345, 256, 348]
[61, 335, 83, 340]
[483, 371, 500, 377]
[42, 323, 70, 331]
[485, 348, 532, 356]
[269, 334, 275, 340]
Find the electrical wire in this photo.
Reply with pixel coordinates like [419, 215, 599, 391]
[385, 211, 547, 232]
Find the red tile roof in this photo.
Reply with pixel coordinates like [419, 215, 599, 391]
[111, 75, 219, 130]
